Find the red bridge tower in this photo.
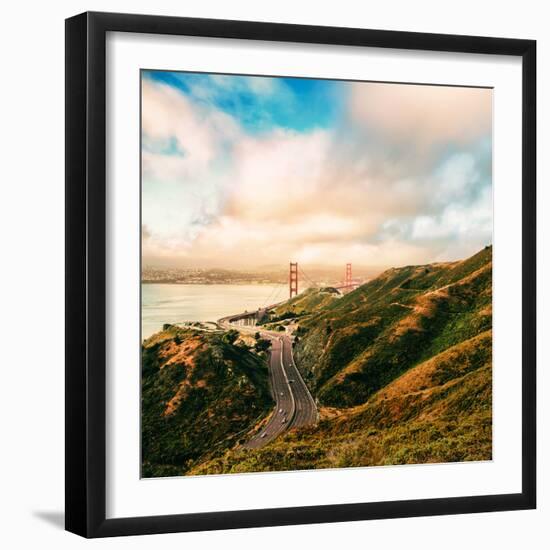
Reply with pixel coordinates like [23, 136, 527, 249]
[345, 263, 352, 288]
[289, 262, 298, 298]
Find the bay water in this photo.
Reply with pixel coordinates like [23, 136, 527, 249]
[141, 284, 282, 338]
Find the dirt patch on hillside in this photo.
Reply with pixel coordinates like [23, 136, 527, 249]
[159, 336, 207, 416]
[319, 406, 344, 421]
[159, 337, 203, 369]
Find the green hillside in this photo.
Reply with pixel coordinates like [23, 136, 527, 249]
[141, 326, 273, 477]
[272, 286, 340, 317]
[294, 246, 492, 407]
[191, 329, 492, 475]
[260, 287, 340, 331]
[143, 246, 492, 476]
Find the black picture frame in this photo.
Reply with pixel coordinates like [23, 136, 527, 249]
[65, 11, 536, 538]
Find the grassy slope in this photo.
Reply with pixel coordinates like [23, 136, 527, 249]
[272, 287, 340, 317]
[191, 329, 492, 475]
[261, 287, 340, 330]
[294, 246, 492, 407]
[141, 326, 273, 477]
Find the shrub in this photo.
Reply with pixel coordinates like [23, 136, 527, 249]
[254, 339, 271, 353]
[222, 329, 239, 345]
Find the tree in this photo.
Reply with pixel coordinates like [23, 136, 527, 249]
[222, 329, 240, 345]
[254, 338, 271, 353]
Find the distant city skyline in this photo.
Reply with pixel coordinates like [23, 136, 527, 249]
[142, 71, 492, 269]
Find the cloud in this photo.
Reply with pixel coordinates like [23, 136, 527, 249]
[350, 82, 492, 148]
[207, 74, 281, 98]
[142, 79, 240, 182]
[224, 129, 332, 222]
[141, 79, 242, 249]
[141, 74, 493, 269]
[377, 143, 492, 257]
[158, 72, 297, 133]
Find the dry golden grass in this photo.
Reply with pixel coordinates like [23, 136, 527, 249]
[236, 334, 257, 347]
[457, 261, 492, 286]
[389, 291, 446, 341]
[164, 377, 207, 417]
[158, 337, 203, 368]
[318, 406, 345, 421]
[318, 329, 492, 429]
[151, 336, 208, 416]
[376, 330, 491, 402]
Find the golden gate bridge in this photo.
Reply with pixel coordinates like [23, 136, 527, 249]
[229, 262, 362, 327]
[290, 261, 360, 298]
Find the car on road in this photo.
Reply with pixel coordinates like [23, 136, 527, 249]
[279, 408, 284, 413]
[280, 392, 284, 396]
[260, 433, 267, 438]
[288, 379, 295, 383]
[281, 418, 287, 424]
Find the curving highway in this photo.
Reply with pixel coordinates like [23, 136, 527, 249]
[218, 314, 318, 448]
[244, 336, 295, 448]
[281, 336, 318, 429]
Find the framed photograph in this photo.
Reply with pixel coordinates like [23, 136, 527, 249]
[65, 11, 536, 538]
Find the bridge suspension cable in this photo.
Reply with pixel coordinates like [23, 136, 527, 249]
[263, 262, 357, 307]
[270, 282, 287, 304]
[299, 267, 318, 289]
[261, 274, 287, 308]
[289, 262, 298, 298]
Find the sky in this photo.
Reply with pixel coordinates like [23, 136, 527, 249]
[141, 70, 492, 270]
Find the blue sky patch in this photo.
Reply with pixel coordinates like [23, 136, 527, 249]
[143, 70, 346, 134]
